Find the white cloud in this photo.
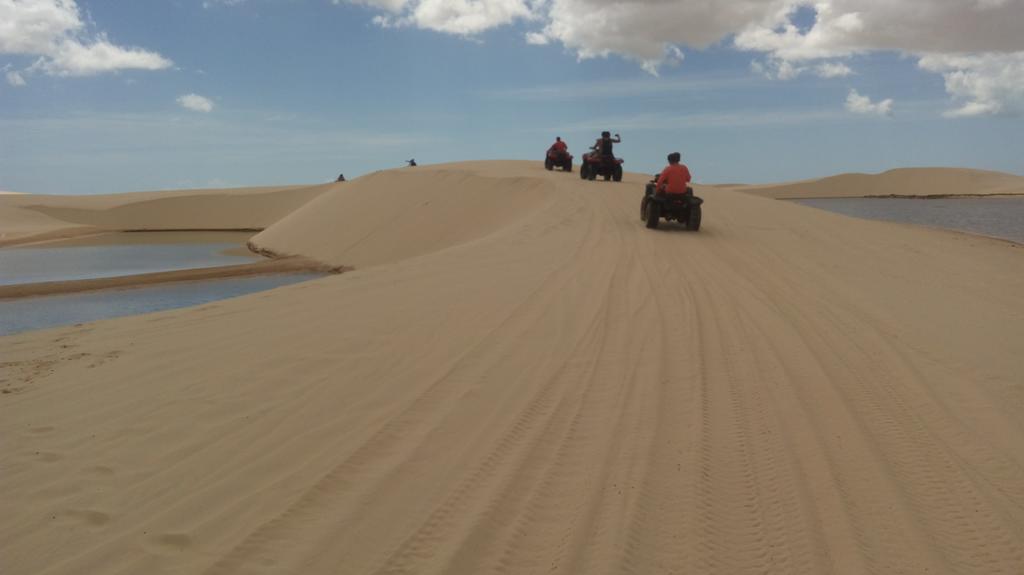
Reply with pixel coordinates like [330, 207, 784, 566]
[34, 36, 172, 76]
[918, 52, 1024, 117]
[734, 1, 1023, 115]
[417, 0, 534, 35]
[735, 1, 1024, 61]
[538, 0, 780, 63]
[751, 57, 853, 80]
[641, 45, 685, 77]
[345, 0, 410, 12]
[845, 89, 893, 116]
[0, 0, 172, 77]
[751, 57, 804, 80]
[816, 61, 852, 78]
[6, 69, 25, 86]
[177, 93, 215, 113]
[525, 31, 548, 45]
[0, 0, 81, 54]
[337, 0, 1024, 115]
[369, 0, 534, 35]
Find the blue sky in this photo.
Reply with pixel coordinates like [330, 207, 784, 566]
[1, 0, 1021, 194]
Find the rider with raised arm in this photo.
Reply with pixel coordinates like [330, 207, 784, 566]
[592, 131, 621, 159]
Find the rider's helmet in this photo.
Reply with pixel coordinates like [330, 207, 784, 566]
[668, 152, 681, 164]
[601, 131, 611, 138]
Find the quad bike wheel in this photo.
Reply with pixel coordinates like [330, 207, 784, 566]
[579, 163, 588, 179]
[645, 200, 661, 229]
[603, 173, 611, 181]
[545, 158, 554, 171]
[565, 160, 572, 173]
[613, 164, 623, 182]
[588, 170, 597, 181]
[686, 205, 702, 231]
[640, 197, 649, 222]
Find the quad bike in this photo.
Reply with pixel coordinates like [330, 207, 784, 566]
[545, 148, 573, 172]
[579, 153, 624, 182]
[641, 179, 702, 230]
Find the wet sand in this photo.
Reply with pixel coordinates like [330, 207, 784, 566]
[0, 256, 339, 299]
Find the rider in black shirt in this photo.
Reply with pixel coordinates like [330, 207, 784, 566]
[592, 131, 621, 158]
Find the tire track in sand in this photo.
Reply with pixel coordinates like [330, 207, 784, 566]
[694, 220, 1024, 573]
[200, 195, 603, 574]
[365, 226, 628, 575]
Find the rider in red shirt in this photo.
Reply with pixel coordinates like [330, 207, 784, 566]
[551, 137, 568, 153]
[656, 152, 691, 194]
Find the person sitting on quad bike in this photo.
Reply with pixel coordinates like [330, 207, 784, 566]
[656, 152, 691, 195]
[580, 131, 624, 181]
[641, 152, 702, 230]
[545, 137, 573, 171]
[591, 131, 621, 158]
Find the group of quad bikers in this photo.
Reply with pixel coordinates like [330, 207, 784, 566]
[544, 132, 703, 231]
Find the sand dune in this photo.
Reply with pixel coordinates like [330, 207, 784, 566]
[250, 163, 556, 268]
[2, 162, 1022, 574]
[0, 183, 336, 246]
[741, 167, 1024, 199]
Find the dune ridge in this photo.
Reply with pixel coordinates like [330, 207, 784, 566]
[249, 162, 556, 269]
[739, 167, 1024, 199]
[0, 183, 336, 246]
[1, 161, 1022, 574]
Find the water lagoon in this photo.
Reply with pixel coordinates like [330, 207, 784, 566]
[0, 273, 321, 336]
[792, 197, 1024, 244]
[0, 232, 323, 336]
[0, 231, 259, 286]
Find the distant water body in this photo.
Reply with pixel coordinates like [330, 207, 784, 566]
[0, 232, 322, 337]
[793, 197, 1024, 244]
[0, 274, 321, 336]
[0, 232, 259, 286]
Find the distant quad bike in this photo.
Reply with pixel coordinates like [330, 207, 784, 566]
[641, 179, 703, 231]
[545, 148, 573, 172]
[579, 153, 624, 182]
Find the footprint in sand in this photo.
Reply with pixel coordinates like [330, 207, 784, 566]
[147, 532, 193, 553]
[83, 465, 116, 477]
[34, 451, 63, 462]
[58, 509, 112, 527]
[34, 482, 82, 499]
[86, 351, 122, 369]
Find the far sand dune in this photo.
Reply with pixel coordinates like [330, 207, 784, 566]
[0, 183, 336, 246]
[1, 162, 1022, 574]
[740, 167, 1024, 198]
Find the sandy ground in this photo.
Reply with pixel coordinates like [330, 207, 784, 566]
[1, 162, 1023, 574]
